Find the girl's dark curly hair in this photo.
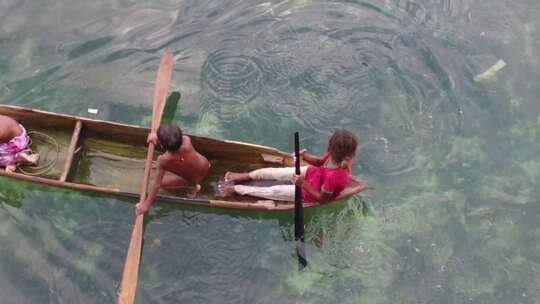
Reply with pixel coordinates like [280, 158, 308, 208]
[327, 129, 358, 169]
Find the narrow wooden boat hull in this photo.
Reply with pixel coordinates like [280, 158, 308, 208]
[0, 105, 365, 211]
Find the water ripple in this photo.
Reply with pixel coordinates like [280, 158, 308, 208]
[226, 1, 465, 175]
[0, 193, 129, 303]
[140, 212, 281, 303]
[202, 49, 264, 104]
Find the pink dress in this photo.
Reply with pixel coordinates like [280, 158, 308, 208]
[302, 153, 350, 203]
[0, 125, 29, 167]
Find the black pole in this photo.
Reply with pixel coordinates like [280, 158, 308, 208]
[294, 132, 307, 270]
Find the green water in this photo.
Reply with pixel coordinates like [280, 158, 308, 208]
[1, 0, 540, 303]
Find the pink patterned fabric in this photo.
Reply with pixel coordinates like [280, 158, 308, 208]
[302, 152, 350, 203]
[0, 125, 29, 167]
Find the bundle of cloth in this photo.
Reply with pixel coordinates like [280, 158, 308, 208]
[0, 115, 39, 173]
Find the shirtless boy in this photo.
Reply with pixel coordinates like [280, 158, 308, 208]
[135, 124, 210, 215]
[0, 115, 39, 172]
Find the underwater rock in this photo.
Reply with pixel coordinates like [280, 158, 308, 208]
[151, 238, 162, 250]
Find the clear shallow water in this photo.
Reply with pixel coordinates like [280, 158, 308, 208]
[1, 0, 540, 303]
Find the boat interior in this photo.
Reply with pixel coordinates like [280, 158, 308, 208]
[0, 106, 293, 201]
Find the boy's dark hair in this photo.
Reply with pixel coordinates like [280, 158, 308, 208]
[157, 124, 183, 152]
[328, 129, 358, 168]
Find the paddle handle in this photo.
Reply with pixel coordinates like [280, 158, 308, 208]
[294, 132, 307, 270]
[139, 144, 156, 202]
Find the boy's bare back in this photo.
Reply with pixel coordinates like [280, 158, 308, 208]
[158, 135, 209, 184]
[136, 126, 210, 215]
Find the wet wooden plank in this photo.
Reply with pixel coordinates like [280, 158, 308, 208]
[60, 120, 82, 182]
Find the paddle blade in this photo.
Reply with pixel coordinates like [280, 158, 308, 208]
[151, 50, 174, 131]
[160, 91, 181, 125]
[296, 241, 307, 270]
[118, 215, 144, 304]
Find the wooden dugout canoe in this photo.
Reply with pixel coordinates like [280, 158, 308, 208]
[0, 104, 366, 211]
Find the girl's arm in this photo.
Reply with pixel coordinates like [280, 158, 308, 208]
[292, 175, 333, 204]
[300, 149, 326, 166]
[135, 160, 165, 215]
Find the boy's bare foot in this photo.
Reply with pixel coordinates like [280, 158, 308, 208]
[5, 165, 16, 173]
[217, 182, 236, 197]
[224, 172, 250, 183]
[187, 184, 201, 198]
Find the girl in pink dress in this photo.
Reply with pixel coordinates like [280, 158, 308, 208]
[0, 115, 39, 173]
[219, 129, 367, 204]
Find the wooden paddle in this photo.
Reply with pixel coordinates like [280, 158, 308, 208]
[161, 91, 181, 125]
[294, 132, 307, 270]
[118, 50, 174, 304]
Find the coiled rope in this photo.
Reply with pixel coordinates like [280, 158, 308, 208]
[17, 131, 60, 176]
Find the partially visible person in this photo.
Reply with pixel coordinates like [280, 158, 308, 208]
[136, 124, 210, 215]
[0, 115, 39, 173]
[219, 129, 367, 204]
